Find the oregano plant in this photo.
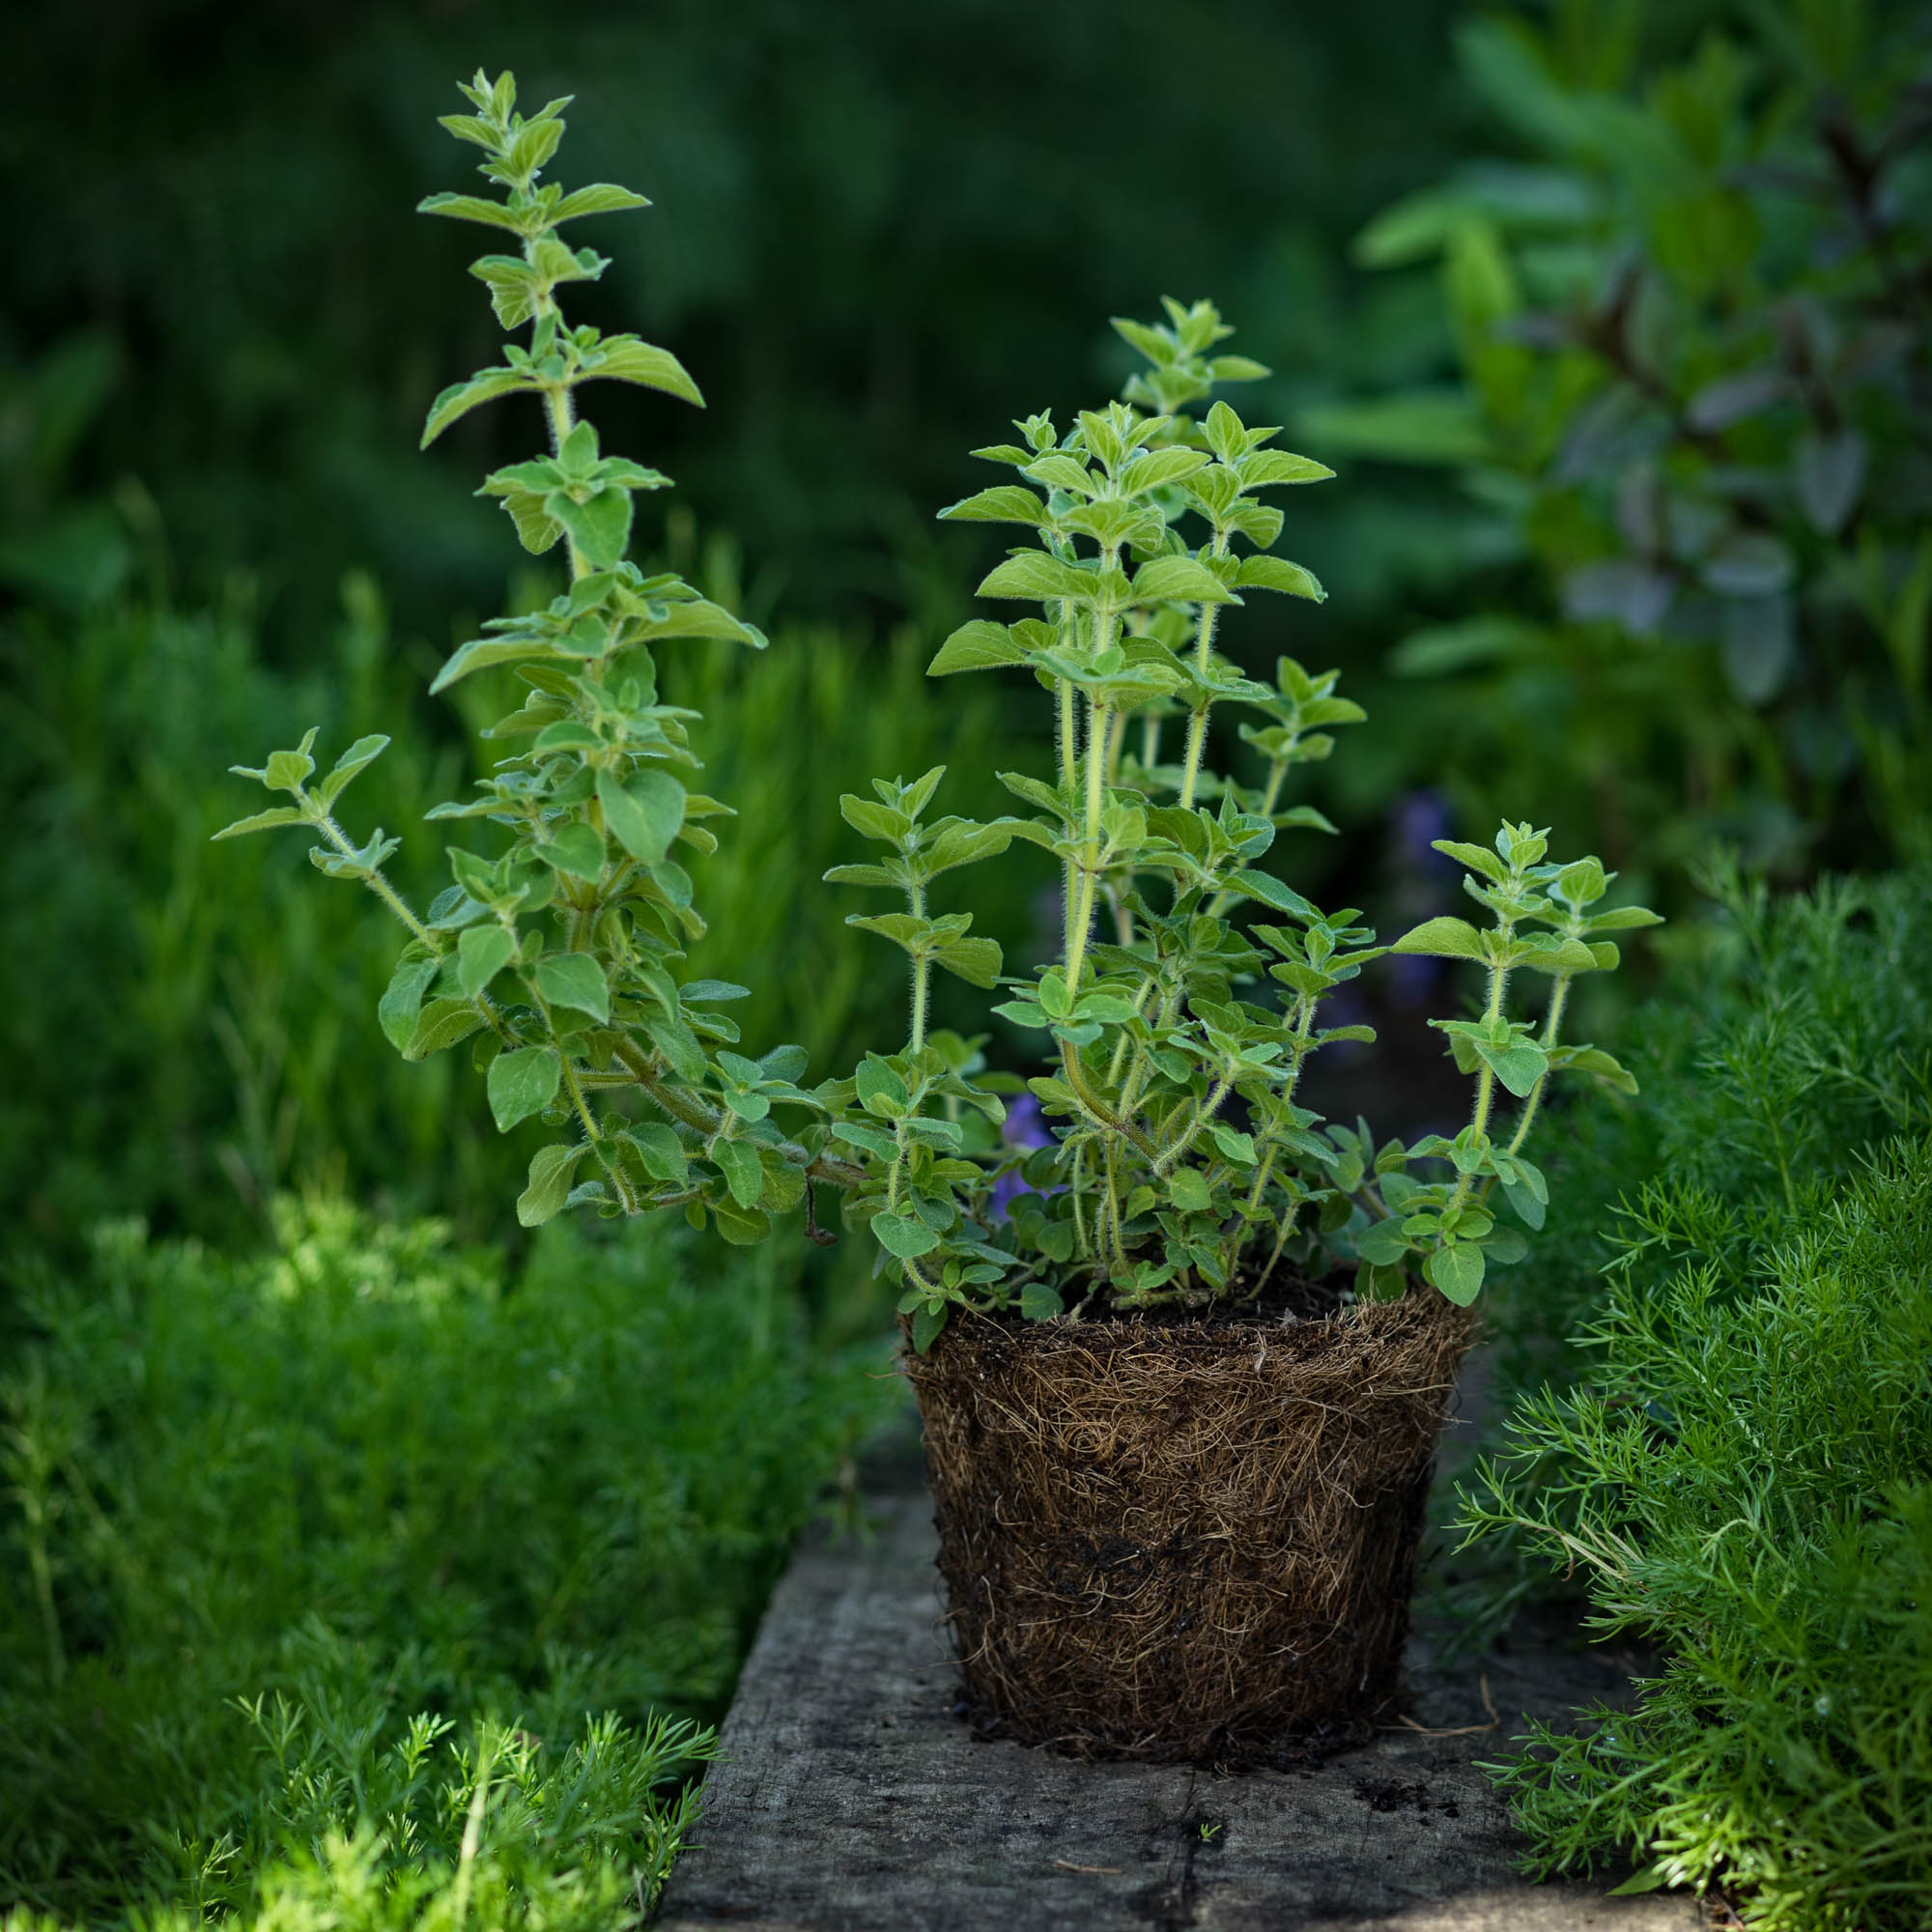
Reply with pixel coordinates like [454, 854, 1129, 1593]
[220, 71, 1662, 1347]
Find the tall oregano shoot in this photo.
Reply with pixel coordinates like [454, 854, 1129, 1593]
[221, 72, 1660, 1346]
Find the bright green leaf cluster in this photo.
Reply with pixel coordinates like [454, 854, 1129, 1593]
[216, 71, 1662, 1344]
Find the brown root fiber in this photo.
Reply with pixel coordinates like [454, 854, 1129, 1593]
[904, 1286, 1476, 1765]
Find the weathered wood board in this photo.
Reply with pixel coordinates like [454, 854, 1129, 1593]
[658, 1435, 1698, 1932]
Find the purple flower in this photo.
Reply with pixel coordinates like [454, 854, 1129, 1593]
[1393, 788, 1459, 878]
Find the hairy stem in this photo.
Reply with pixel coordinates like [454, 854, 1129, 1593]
[1177, 538, 1231, 810]
[1064, 694, 1112, 989]
[908, 879, 929, 1054]
[611, 1037, 865, 1189]
[1057, 674, 1079, 959]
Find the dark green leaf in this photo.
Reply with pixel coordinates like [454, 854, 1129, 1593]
[1020, 1281, 1065, 1321]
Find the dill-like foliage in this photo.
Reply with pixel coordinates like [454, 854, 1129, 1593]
[1459, 866, 1932, 1926]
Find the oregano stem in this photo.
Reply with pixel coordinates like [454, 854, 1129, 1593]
[1177, 533, 1232, 810]
[908, 880, 930, 1055]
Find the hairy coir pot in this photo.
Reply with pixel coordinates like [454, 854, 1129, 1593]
[903, 1279, 1474, 1765]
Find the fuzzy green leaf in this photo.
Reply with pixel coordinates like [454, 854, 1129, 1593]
[212, 806, 308, 840]
[1166, 1168, 1212, 1214]
[537, 821, 606, 880]
[871, 1210, 941, 1260]
[1479, 1038, 1548, 1097]
[1236, 554, 1326, 600]
[598, 768, 685, 864]
[431, 635, 557, 694]
[625, 1122, 689, 1185]
[1131, 555, 1238, 605]
[550, 183, 651, 224]
[378, 955, 440, 1052]
[516, 1143, 590, 1227]
[1426, 1241, 1485, 1305]
[534, 952, 610, 1023]
[416, 191, 527, 233]
[317, 734, 390, 808]
[488, 1045, 560, 1130]
[1392, 916, 1487, 961]
[1554, 1044, 1638, 1094]
[1239, 450, 1335, 488]
[579, 336, 703, 407]
[403, 998, 486, 1063]
[421, 366, 534, 447]
[932, 934, 1004, 987]
[938, 485, 1049, 526]
[545, 487, 633, 569]
[457, 923, 516, 999]
[928, 621, 1028, 675]
[712, 1138, 763, 1210]
[976, 552, 1094, 604]
[1227, 871, 1319, 919]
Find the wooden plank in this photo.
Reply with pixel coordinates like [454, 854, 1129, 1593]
[659, 1435, 1697, 1931]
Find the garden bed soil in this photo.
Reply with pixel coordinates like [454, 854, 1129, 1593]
[904, 1275, 1474, 1763]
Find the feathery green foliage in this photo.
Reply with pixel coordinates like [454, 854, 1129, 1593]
[0, 1200, 896, 1921]
[218, 71, 1662, 1337]
[1455, 867, 1932, 1925]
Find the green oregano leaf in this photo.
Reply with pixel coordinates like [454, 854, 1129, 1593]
[872, 1210, 940, 1260]
[517, 1143, 590, 1227]
[711, 1138, 763, 1210]
[488, 1045, 560, 1130]
[598, 768, 684, 863]
[533, 952, 610, 1022]
[457, 924, 517, 999]
[1425, 1241, 1485, 1305]
[378, 954, 440, 1051]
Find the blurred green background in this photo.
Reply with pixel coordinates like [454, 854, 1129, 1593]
[16, 0, 1924, 1258]
[3, 0, 1929, 1918]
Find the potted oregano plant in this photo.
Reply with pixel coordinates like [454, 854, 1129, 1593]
[220, 71, 1662, 1763]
